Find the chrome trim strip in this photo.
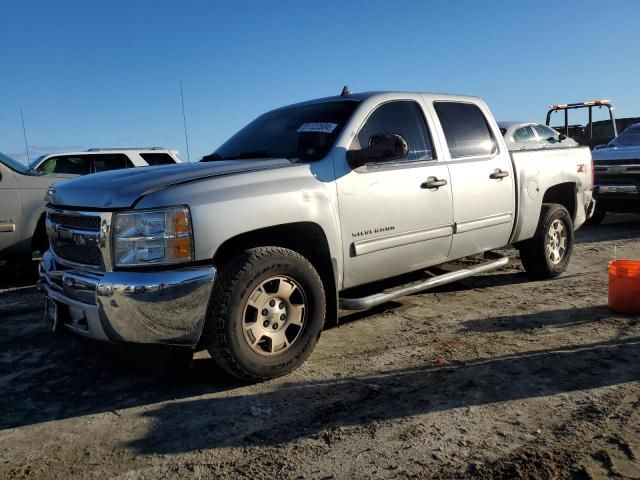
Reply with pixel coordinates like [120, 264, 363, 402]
[455, 212, 513, 234]
[353, 224, 453, 256]
[339, 252, 509, 310]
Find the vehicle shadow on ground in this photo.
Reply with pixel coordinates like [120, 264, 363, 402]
[460, 304, 632, 333]
[0, 261, 39, 290]
[0, 286, 245, 430]
[577, 214, 640, 244]
[1, 272, 625, 432]
[126, 334, 640, 454]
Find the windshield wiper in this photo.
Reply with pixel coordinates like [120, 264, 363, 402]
[221, 150, 274, 160]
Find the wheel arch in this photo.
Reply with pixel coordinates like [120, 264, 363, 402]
[541, 182, 577, 222]
[211, 222, 338, 326]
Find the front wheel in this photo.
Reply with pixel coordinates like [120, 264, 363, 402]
[204, 247, 326, 382]
[518, 203, 574, 279]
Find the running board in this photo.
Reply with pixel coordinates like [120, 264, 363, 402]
[339, 252, 509, 310]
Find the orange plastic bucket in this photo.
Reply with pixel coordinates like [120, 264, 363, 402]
[608, 259, 640, 314]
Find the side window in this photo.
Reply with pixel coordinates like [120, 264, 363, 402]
[352, 101, 434, 162]
[93, 154, 133, 172]
[513, 126, 536, 143]
[37, 156, 92, 175]
[533, 124, 559, 142]
[433, 102, 497, 159]
[139, 153, 176, 166]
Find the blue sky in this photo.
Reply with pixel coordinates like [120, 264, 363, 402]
[2, 0, 639, 164]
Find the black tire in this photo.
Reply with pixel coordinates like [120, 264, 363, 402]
[204, 247, 326, 382]
[585, 209, 606, 226]
[518, 203, 574, 279]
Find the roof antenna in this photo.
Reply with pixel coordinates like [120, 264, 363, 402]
[20, 108, 31, 164]
[179, 80, 191, 163]
[341, 85, 351, 97]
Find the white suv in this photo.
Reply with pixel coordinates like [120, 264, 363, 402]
[31, 148, 182, 175]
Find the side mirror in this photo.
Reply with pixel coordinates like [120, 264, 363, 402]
[558, 133, 567, 142]
[347, 133, 409, 169]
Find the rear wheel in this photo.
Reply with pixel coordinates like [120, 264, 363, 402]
[204, 247, 326, 382]
[519, 203, 574, 279]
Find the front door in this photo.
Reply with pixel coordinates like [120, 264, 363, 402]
[335, 100, 454, 289]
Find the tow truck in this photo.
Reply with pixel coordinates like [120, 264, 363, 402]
[546, 99, 640, 150]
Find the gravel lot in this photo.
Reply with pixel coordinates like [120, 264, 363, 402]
[1, 215, 639, 479]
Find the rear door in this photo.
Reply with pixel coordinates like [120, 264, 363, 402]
[431, 101, 515, 260]
[335, 99, 454, 288]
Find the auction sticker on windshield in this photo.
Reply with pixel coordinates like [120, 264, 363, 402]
[297, 123, 338, 134]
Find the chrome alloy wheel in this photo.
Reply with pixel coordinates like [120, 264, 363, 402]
[242, 275, 307, 356]
[546, 219, 568, 265]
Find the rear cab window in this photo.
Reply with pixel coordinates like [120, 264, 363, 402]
[433, 102, 497, 159]
[140, 153, 177, 166]
[351, 100, 435, 163]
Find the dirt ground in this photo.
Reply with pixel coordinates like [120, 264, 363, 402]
[1, 215, 639, 479]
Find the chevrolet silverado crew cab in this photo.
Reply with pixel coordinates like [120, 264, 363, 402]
[40, 90, 594, 381]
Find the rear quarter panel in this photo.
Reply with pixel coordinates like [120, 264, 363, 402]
[510, 146, 593, 243]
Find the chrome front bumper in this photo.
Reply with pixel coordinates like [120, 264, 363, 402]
[39, 250, 216, 347]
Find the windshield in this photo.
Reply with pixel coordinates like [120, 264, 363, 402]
[209, 100, 360, 162]
[0, 152, 31, 174]
[610, 125, 640, 147]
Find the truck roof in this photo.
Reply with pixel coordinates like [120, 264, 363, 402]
[277, 91, 483, 111]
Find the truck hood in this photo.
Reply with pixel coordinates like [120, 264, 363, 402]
[593, 145, 640, 162]
[48, 159, 293, 209]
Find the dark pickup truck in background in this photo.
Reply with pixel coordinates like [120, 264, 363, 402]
[589, 123, 640, 224]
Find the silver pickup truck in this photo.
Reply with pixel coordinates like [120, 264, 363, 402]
[40, 91, 594, 381]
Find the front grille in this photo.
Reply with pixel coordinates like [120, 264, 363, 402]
[53, 242, 102, 266]
[47, 211, 104, 268]
[48, 213, 101, 231]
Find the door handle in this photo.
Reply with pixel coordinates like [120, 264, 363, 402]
[489, 168, 510, 180]
[421, 176, 448, 189]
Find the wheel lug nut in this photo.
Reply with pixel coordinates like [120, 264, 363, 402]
[269, 300, 275, 307]
[263, 321, 270, 327]
[272, 323, 279, 329]
[279, 302, 284, 309]
[280, 314, 286, 321]
[262, 309, 268, 316]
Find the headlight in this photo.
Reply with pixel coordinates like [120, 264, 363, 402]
[113, 207, 194, 267]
